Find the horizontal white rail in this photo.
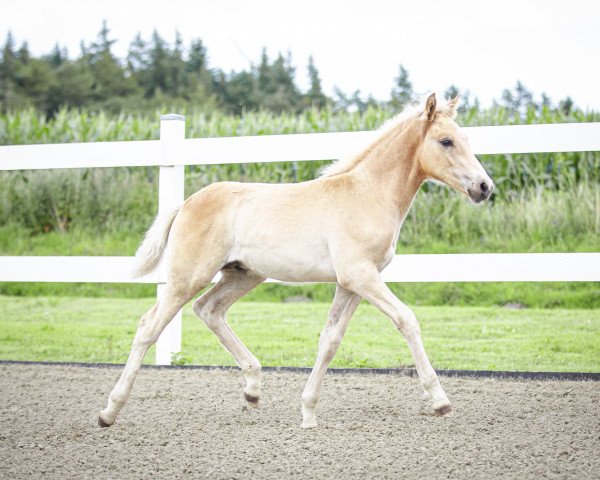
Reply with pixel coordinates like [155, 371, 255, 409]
[0, 256, 156, 283]
[0, 140, 161, 170]
[464, 122, 600, 154]
[380, 253, 600, 282]
[1, 253, 598, 283]
[1, 122, 599, 171]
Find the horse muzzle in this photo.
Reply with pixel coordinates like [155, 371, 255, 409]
[467, 178, 494, 203]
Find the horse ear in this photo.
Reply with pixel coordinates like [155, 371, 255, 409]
[425, 93, 436, 122]
[447, 94, 461, 119]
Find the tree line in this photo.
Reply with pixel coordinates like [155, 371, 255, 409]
[0, 22, 576, 116]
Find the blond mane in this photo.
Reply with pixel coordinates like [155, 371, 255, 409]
[320, 95, 453, 178]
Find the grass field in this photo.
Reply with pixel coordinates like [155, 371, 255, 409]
[1, 296, 598, 372]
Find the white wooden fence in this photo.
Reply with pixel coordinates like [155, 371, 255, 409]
[1, 115, 599, 364]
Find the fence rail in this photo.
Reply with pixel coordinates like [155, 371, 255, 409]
[2, 122, 600, 171]
[1, 253, 599, 284]
[1, 115, 599, 364]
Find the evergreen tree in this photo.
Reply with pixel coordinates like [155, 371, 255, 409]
[160, 31, 187, 98]
[559, 96, 574, 115]
[0, 31, 17, 70]
[187, 39, 208, 74]
[89, 20, 116, 60]
[332, 87, 350, 112]
[17, 41, 31, 63]
[254, 50, 301, 112]
[540, 93, 552, 109]
[515, 81, 533, 108]
[502, 81, 534, 113]
[127, 33, 149, 73]
[389, 64, 414, 110]
[304, 55, 327, 109]
[46, 43, 67, 68]
[85, 22, 138, 107]
[257, 48, 271, 96]
[0, 32, 20, 109]
[146, 30, 170, 97]
[224, 70, 258, 113]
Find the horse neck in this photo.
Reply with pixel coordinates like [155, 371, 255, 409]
[354, 120, 424, 215]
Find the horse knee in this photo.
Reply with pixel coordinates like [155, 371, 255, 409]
[324, 328, 343, 349]
[134, 313, 161, 348]
[134, 328, 160, 349]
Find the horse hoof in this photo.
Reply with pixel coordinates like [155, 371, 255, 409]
[301, 419, 317, 429]
[434, 404, 454, 417]
[98, 413, 113, 428]
[244, 393, 259, 408]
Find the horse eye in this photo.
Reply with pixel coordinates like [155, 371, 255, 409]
[440, 138, 453, 147]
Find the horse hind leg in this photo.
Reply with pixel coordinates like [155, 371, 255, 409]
[192, 267, 265, 407]
[98, 281, 202, 427]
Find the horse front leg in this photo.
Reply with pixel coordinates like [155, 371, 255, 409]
[338, 265, 453, 417]
[301, 286, 361, 428]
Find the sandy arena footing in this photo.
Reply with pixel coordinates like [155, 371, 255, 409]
[1, 363, 598, 479]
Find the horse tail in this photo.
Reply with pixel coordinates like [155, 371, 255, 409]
[132, 206, 181, 278]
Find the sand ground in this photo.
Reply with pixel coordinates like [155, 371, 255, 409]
[1, 364, 598, 479]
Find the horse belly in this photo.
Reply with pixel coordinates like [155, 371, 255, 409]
[235, 237, 336, 283]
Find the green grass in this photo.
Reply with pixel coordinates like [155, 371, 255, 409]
[1, 281, 598, 310]
[1, 296, 598, 372]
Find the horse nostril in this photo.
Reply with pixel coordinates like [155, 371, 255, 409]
[480, 181, 488, 193]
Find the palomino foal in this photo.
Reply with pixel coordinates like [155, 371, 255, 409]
[99, 93, 493, 429]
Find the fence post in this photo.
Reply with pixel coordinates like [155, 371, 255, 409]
[155, 114, 185, 365]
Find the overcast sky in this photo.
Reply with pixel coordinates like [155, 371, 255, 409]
[1, 0, 599, 109]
